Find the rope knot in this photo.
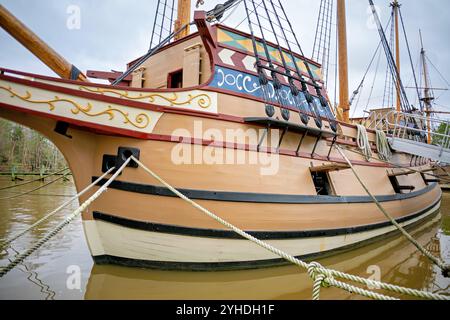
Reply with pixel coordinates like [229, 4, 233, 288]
[307, 262, 332, 288]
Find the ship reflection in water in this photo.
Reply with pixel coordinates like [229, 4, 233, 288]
[0, 177, 448, 300]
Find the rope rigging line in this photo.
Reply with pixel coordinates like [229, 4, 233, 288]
[242, 0, 275, 119]
[267, 0, 321, 126]
[270, 0, 337, 132]
[312, 0, 334, 85]
[350, 39, 382, 117]
[362, 47, 383, 116]
[0, 167, 69, 192]
[206, 0, 244, 23]
[425, 55, 450, 89]
[335, 145, 449, 277]
[275, 0, 338, 132]
[399, 8, 423, 112]
[368, 0, 411, 113]
[249, 0, 290, 121]
[260, 0, 310, 124]
[0, 158, 131, 278]
[112, 22, 193, 85]
[0, 173, 70, 201]
[351, 14, 392, 118]
[130, 155, 448, 300]
[0, 168, 116, 251]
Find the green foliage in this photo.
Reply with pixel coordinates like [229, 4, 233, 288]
[0, 118, 67, 173]
[432, 122, 450, 147]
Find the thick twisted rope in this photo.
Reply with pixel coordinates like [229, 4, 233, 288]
[0, 167, 69, 191]
[131, 156, 447, 300]
[0, 167, 115, 250]
[376, 130, 392, 161]
[356, 124, 373, 161]
[335, 145, 449, 276]
[0, 158, 131, 278]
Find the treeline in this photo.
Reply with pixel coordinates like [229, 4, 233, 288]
[0, 118, 67, 173]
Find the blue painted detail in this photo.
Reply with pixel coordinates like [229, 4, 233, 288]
[209, 66, 334, 120]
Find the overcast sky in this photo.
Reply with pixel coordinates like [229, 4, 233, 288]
[0, 0, 449, 118]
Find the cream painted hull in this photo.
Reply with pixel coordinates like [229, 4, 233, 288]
[84, 200, 441, 270]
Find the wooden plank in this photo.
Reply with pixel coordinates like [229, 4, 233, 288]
[310, 163, 350, 173]
[397, 186, 415, 191]
[388, 170, 415, 177]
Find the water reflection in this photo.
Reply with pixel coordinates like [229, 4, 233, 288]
[0, 177, 449, 300]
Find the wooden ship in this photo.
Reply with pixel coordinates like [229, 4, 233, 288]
[0, 0, 446, 270]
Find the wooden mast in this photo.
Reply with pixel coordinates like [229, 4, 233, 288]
[174, 0, 191, 40]
[0, 4, 87, 81]
[337, 0, 349, 123]
[392, 0, 401, 112]
[419, 30, 433, 144]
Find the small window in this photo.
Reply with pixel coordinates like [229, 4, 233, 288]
[311, 172, 334, 196]
[168, 69, 183, 89]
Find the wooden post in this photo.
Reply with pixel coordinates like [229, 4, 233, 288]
[11, 165, 16, 182]
[0, 4, 88, 81]
[420, 30, 433, 145]
[337, 0, 349, 123]
[174, 0, 191, 40]
[392, 0, 401, 112]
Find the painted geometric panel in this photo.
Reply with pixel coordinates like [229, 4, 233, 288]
[217, 28, 322, 80]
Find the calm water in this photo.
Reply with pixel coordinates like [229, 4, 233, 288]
[0, 176, 449, 300]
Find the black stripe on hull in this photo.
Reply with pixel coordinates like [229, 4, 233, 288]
[93, 177, 438, 204]
[92, 202, 440, 272]
[92, 197, 441, 240]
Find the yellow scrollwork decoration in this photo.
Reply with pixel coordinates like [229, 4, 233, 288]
[79, 86, 211, 109]
[0, 85, 151, 129]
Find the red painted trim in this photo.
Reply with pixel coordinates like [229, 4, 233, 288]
[194, 11, 216, 49]
[0, 102, 152, 139]
[0, 72, 219, 116]
[1, 70, 378, 141]
[0, 101, 395, 168]
[0, 67, 207, 93]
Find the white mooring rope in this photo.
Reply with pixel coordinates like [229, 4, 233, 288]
[0, 155, 447, 300]
[376, 130, 393, 161]
[356, 124, 373, 161]
[335, 145, 449, 275]
[130, 156, 448, 300]
[0, 158, 131, 278]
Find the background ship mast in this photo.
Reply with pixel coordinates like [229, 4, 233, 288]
[392, 0, 402, 112]
[420, 30, 434, 144]
[174, 0, 192, 40]
[337, 0, 349, 123]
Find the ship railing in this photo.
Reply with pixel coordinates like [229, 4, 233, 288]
[363, 110, 390, 132]
[383, 111, 450, 151]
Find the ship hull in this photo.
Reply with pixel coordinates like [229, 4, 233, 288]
[86, 197, 440, 271]
[0, 25, 442, 270]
